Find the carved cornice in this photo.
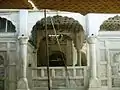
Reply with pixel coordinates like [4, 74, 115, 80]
[100, 15, 120, 31]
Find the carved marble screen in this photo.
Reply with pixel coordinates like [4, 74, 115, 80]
[97, 33, 120, 88]
[96, 39, 108, 87]
[97, 48, 108, 86]
[110, 50, 120, 87]
[98, 45, 120, 87]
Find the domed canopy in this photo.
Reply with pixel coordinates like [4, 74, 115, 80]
[30, 15, 85, 49]
[33, 15, 83, 33]
[100, 15, 120, 31]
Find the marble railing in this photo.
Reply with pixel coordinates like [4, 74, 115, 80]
[31, 66, 89, 88]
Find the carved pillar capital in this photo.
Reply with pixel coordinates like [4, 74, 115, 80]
[18, 36, 29, 45]
[87, 36, 97, 44]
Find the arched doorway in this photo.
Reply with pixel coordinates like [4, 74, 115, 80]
[30, 15, 87, 66]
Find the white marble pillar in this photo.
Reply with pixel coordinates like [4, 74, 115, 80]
[87, 36, 100, 89]
[77, 49, 81, 66]
[17, 10, 30, 90]
[75, 34, 82, 66]
[17, 36, 29, 90]
[72, 41, 77, 66]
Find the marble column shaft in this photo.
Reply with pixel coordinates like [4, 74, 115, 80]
[87, 36, 100, 88]
[17, 36, 29, 90]
[19, 36, 28, 78]
[77, 49, 81, 66]
[88, 37, 97, 78]
[72, 41, 77, 66]
[17, 10, 29, 90]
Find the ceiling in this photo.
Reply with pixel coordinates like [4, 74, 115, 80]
[0, 0, 120, 14]
[31, 0, 120, 14]
[0, 0, 32, 9]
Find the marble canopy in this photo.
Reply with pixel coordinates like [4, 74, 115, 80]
[30, 15, 85, 50]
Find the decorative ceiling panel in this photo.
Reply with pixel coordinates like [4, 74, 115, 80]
[0, 0, 32, 9]
[31, 0, 120, 14]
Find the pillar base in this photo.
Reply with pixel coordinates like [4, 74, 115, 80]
[17, 78, 30, 90]
[89, 78, 100, 88]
